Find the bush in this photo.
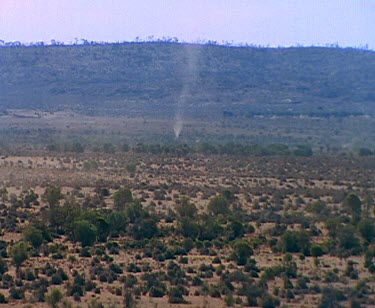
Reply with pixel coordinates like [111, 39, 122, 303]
[178, 218, 199, 239]
[358, 219, 375, 242]
[73, 220, 97, 247]
[296, 276, 309, 290]
[0, 257, 7, 274]
[345, 260, 359, 279]
[10, 241, 28, 272]
[344, 193, 362, 222]
[224, 293, 234, 307]
[232, 240, 253, 265]
[46, 288, 63, 308]
[113, 188, 133, 211]
[182, 238, 194, 252]
[51, 273, 63, 285]
[338, 225, 361, 253]
[150, 285, 166, 297]
[280, 230, 311, 254]
[43, 186, 62, 206]
[168, 286, 187, 304]
[0, 292, 7, 303]
[23, 225, 43, 248]
[207, 195, 230, 216]
[319, 286, 346, 308]
[110, 262, 123, 274]
[9, 287, 24, 299]
[226, 220, 244, 240]
[209, 285, 221, 298]
[311, 244, 325, 257]
[127, 263, 141, 273]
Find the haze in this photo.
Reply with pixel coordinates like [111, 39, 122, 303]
[0, 0, 374, 48]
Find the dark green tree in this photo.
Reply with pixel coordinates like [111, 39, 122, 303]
[226, 220, 245, 241]
[23, 190, 39, 207]
[96, 216, 110, 242]
[45, 288, 63, 308]
[310, 244, 325, 258]
[113, 188, 133, 211]
[0, 257, 8, 274]
[363, 192, 374, 216]
[43, 186, 62, 207]
[281, 230, 310, 254]
[326, 217, 341, 240]
[125, 200, 144, 223]
[178, 217, 199, 239]
[207, 195, 230, 216]
[73, 220, 97, 247]
[47, 198, 81, 233]
[107, 211, 128, 234]
[132, 217, 158, 240]
[23, 225, 43, 248]
[175, 196, 197, 219]
[344, 193, 362, 223]
[337, 225, 361, 253]
[358, 218, 375, 243]
[319, 286, 346, 308]
[168, 286, 187, 304]
[232, 240, 253, 265]
[10, 241, 28, 273]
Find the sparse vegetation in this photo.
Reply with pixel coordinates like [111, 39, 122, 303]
[0, 151, 372, 306]
[0, 42, 374, 307]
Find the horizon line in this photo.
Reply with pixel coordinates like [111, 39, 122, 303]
[0, 37, 374, 52]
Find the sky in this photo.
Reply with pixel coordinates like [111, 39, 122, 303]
[0, 0, 374, 48]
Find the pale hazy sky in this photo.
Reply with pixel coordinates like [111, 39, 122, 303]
[0, 0, 374, 48]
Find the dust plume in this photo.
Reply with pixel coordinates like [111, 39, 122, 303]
[174, 44, 200, 139]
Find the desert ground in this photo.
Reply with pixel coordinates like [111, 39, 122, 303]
[0, 151, 373, 307]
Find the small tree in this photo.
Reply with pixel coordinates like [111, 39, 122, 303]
[124, 290, 137, 307]
[10, 241, 28, 273]
[125, 200, 144, 223]
[113, 188, 133, 211]
[326, 217, 341, 240]
[338, 225, 361, 253]
[311, 244, 325, 258]
[23, 225, 43, 248]
[0, 257, 8, 274]
[175, 196, 197, 219]
[168, 286, 187, 304]
[363, 192, 374, 215]
[0, 187, 8, 202]
[107, 211, 128, 234]
[358, 219, 375, 243]
[43, 186, 62, 207]
[178, 217, 199, 239]
[344, 193, 362, 223]
[126, 162, 137, 173]
[131, 217, 158, 240]
[73, 220, 97, 247]
[281, 230, 310, 253]
[319, 286, 346, 308]
[46, 288, 63, 308]
[232, 240, 253, 265]
[207, 195, 230, 216]
[226, 220, 245, 241]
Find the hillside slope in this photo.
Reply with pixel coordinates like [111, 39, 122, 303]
[1, 42, 375, 118]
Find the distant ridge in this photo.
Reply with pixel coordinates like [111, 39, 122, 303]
[1, 42, 374, 118]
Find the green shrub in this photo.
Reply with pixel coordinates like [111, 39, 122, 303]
[232, 240, 253, 265]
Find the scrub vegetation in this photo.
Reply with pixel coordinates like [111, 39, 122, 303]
[0, 42, 374, 307]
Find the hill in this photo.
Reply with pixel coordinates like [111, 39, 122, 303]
[1, 42, 375, 118]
